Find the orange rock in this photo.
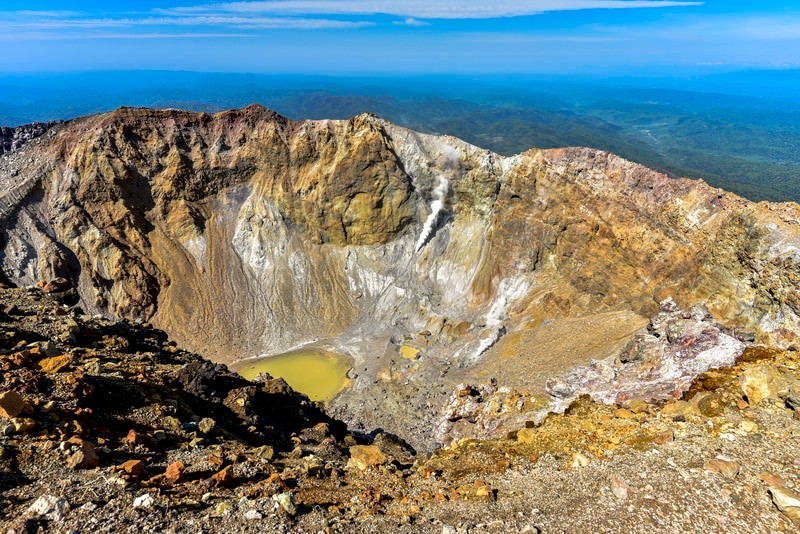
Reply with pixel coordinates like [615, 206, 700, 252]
[165, 461, 186, 484]
[653, 430, 674, 444]
[0, 391, 27, 419]
[121, 459, 145, 477]
[212, 465, 233, 488]
[760, 472, 786, 487]
[37, 355, 72, 374]
[705, 458, 739, 479]
[347, 445, 387, 470]
[126, 429, 142, 450]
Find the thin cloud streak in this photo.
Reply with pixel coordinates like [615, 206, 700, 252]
[164, 0, 702, 19]
[0, 32, 255, 42]
[2, 16, 372, 32]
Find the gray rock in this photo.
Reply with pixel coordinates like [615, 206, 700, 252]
[28, 494, 70, 521]
[133, 493, 155, 509]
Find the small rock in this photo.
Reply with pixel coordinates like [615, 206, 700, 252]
[610, 473, 631, 501]
[272, 492, 297, 516]
[0, 391, 27, 419]
[786, 381, 800, 411]
[11, 417, 36, 433]
[614, 408, 635, 419]
[197, 417, 216, 435]
[253, 445, 275, 461]
[4, 304, 20, 316]
[738, 420, 758, 434]
[37, 355, 72, 374]
[442, 526, 457, 534]
[133, 493, 155, 509]
[692, 392, 725, 417]
[662, 400, 696, 418]
[653, 430, 674, 444]
[165, 461, 186, 484]
[42, 277, 72, 294]
[126, 429, 142, 449]
[33, 340, 61, 358]
[759, 472, 785, 487]
[244, 509, 262, 520]
[121, 459, 145, 477]
[740, 365, 785, 405]
[770, 487, 800, 523]
[347, 445, 387, 470]
[704, 458, 739, 479]
[80, 502, 98, 512]
[571, 453, 591, 468]
[28, 495, 70, 521]
[66, 437, 99, 469]
[212, 465, 233, 487]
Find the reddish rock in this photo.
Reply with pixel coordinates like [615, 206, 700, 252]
[42, 277, 72, 294]
[121, 459, 145, 477]
[760, 472, 786, 487]
[0, 391, 27, 419]
[165, 461, 186, 484]
[126, 429, 142, 450]
[705, 458, 739, 479]
[212, 465, 233, 488]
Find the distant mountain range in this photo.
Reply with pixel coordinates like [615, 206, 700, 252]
[1, 70, 799, 201]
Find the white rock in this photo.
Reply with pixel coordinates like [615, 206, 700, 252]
[272, 492, 297, 516]
[28, 494, 70, 521]
[770, 487, 800, 523]
[244, 509, 262, 520]
[80, 502, 98, 512]
[133, 493, 155, 509]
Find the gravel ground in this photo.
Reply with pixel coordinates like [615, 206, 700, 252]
[2, 284, 800, 533]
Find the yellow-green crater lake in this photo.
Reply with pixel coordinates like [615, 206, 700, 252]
[234, 348, 352, 402]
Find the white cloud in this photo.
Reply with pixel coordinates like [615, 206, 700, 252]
[393, 17, 430, 27]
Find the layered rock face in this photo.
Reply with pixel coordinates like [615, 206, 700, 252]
[2, 105, 800, 445]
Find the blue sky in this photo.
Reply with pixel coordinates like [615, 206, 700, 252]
[0, 1, 798, 74]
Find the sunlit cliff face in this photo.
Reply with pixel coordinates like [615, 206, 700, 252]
[3, 105, 800, 446]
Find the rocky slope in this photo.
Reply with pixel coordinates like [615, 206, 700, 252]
[2, 106, 800, 447]
[2, 284, 800, 532]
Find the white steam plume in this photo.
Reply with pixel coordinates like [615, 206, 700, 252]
[415, 175, 449, 252]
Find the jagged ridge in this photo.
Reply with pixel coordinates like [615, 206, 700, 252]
[2, 105, 800, 446]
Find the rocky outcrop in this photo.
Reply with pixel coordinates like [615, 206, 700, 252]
[3, 105, 800, 445]
[434, 300, 746, 445]
[0, 122, 53, 155]
[546, 298, 745, 407]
